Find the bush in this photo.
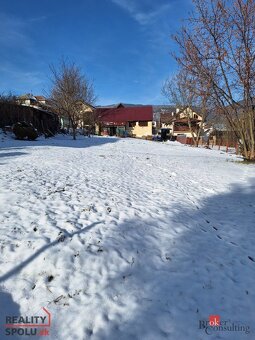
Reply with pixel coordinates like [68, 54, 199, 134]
[13, 122, 38, 140]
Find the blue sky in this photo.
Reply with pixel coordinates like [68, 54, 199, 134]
[0, 0, 192, 105]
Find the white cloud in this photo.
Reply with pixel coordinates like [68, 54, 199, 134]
[111, 0, 172, 25]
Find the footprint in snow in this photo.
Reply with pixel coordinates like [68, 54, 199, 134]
[230, 241, 238, 246]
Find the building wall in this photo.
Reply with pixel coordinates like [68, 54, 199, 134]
[127, 121, 152, 137]
[173, 131, 194, 138]
[95, 121, 153, 137]
[161, 123, 199, 138]
[38, 100, 46, 105]
[80, 106, 94, 128]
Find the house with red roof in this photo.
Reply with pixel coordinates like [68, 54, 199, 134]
[95, 104, 153, 138]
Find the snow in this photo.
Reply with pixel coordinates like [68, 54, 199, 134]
[0, 132, 255, 339]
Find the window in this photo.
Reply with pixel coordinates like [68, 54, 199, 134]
[139, 121, 148, 127]
[194, 114, 198, 119]
[129, 122, 136, 127]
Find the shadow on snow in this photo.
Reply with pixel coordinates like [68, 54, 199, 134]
[0, 180, 254, 339]
[0, 135, 120, 151]
[0, 290, 21, 340]
[95, 179, 255, 340]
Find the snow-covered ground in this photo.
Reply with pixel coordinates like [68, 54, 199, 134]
[0, 133, 255, 340]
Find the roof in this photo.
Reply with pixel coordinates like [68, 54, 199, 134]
[96, 103, 144, 109]
[115, 103, 144, 108]
[153, 105, 176, 113]
[178, 106, 203, 116]
[160, 113, 175, 124]
[34, 95, 46, 101]
[81, 101, 95, 109]
[18, 93, 37, 101]
[161, 112, 202, 125]
[96, 106, 153, 123]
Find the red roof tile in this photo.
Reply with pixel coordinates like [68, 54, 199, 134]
[96, 106, 153, 123]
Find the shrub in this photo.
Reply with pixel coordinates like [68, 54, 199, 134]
[13, 122, 38, 140]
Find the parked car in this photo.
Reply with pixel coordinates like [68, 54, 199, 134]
[152, 132, 162, 141]
[161, 128, 171, 141]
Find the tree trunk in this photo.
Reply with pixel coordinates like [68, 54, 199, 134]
[73, 130, 76, 140]
[70, 118, 76, 140]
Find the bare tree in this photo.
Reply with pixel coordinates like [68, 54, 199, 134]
[0, 92, 17, 104]
[173, 0, 255, 160]
[162, 70, 211, 146]
[49, 60, 96, 140]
